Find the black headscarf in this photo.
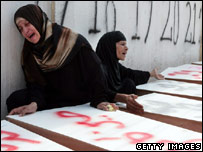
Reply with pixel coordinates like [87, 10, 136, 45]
[14, 4, 80, 86]
[96, 31, 126, 91]
[14, 4, 44, 37]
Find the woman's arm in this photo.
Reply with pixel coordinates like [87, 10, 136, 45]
[150, 68, 165, 80]
[114, 93, 144, 115]
[8, 102, 38, 116]
[26, 82, 47, 110]
[119, 63, 150, 85]
[8, 82, 46, 116]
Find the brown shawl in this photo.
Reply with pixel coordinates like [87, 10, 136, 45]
[14, 4, 78, 86]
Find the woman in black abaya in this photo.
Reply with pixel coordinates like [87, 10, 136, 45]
[96, 31, 164, 114]
[7, 4, 118, 116]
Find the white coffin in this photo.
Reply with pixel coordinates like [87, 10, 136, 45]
[1, 120, 72, 151]
[136, 80, 202, 100]
[161, 64, 202, 83]
[6, 104, 202, 151]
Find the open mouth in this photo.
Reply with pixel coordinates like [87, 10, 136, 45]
[29, 33, 35, 39]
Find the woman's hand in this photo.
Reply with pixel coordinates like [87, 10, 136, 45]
[97, 102, 119, 111]
[125, 94, 144, 115]
[8, 102, 38, 116]
[150, 68, 165, 80]
[114, 93, 144, 114]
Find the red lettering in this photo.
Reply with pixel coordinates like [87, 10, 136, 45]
[92, 131, 100, 134]
[56, 111, 125, 129]
[1, 144, 18, 151]
[56, 111, 91, 122]
[77, 120, 125, 128]
[168, 73, 176, 76]
[168, 70, 202, 80]
[99, 115, 113, 121]
[1, 131, 40, 144]
[192, 74, 200, 77]
[124, 132, 153, 144]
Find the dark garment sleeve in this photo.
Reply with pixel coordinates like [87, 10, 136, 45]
[22, 65, 47, 110]
[89, 66, 108, 108]
[26, 82, 47, 110]
[98, 64, 117, 103]
[105, 89, 117, 103]
[77, 47, 109, 108]
[119, 63, 150, 85]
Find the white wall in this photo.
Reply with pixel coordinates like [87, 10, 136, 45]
[1, 1, 202, 119]
[1, 1, 51, 119]
[55, 1, 202, 71]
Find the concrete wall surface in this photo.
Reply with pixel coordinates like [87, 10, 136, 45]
[1, 1, 202, 119]
[1, 1, 51, 119]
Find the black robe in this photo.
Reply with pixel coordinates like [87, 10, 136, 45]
[105, 63, 150, 101]
[7, 35, 107, 112]
[96, 31, 150, 102]
[42, 41, 107, 109]
[7, 4, 108, 112]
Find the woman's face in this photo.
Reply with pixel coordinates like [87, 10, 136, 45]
[116, 41, 128, 60]
[16, 18, 41, 44]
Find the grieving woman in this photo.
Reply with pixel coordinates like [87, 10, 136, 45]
[7, 4, 118, 116]
[96, 31, 165, 114]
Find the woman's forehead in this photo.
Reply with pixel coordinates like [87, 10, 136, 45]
[16, 17, 27, 26]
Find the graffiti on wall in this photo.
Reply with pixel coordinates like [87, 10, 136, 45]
[44, 1, 202, 45]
